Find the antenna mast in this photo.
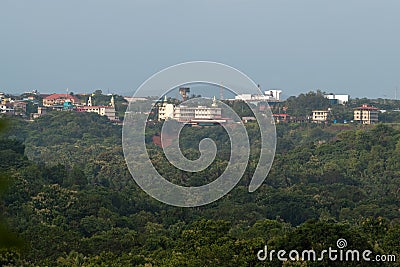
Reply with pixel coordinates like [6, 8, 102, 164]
[219, 82, 224, 100]
[257, 84, 263, 95]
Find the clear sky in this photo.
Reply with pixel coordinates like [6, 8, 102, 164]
[1, 0, 400, 99]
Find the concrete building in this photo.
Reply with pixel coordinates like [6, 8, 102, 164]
[234, 89, 282, 102]
[13, 101, 27, 115]
[43, 94, 80, 107]
[77, 106, 118, 120]
[242, 116, 257, 123]
[172, 106, 195, 121]
[1, 97, 12, 105]
[354, 104, 378, 124]
[325, 94, 349, 105]
[273, 114, 291, 123]
[158, 96, 223, 123]
[195, 99, 221, 119]
[76, 95, 118, 121]
[31, 107, 47, 119]
[123, 96, 148, 102]
[264, 90, 282, 101]
[0, 103, 14, 115]
[0, 94, 34, 117]
[158, 100, 175, 120]
[312, 110, 330, 123]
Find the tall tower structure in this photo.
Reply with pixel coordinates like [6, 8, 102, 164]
[88, 96, 93, 106]
[179, 87, 190, 101]
[212, 96, 218, 107]
[219, 82, 224, 100]
[110, 95, 115, 107]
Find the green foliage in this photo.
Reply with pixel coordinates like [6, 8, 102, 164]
[285, 90, 331, 117]
[223, 100, 256, 117]
[75, 93, 128, 119]
[0, 114, 399, 265]
[0, 118, 24, 251]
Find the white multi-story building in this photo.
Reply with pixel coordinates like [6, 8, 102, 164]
[194, 106, 222, 119]
[158, 103, 175, 120]
[158, 97, 222, 122]
[325, 94, 349, 105]
[234, 89, 282, 102]
[264, 90, 282, 101]
[173, 106, 195, 121]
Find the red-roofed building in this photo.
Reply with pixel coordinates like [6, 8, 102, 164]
[43, 94, 80, 107]
[354, 104, 379, 124]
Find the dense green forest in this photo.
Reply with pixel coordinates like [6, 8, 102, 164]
[0, 110, 399, 266]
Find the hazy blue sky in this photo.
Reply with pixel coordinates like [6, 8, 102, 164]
[1, 0, 400, 98]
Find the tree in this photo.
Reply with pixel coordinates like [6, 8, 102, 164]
[93, 89, 102, 96]
[0, 119, 23, 250]
[285, 90, 331, 117]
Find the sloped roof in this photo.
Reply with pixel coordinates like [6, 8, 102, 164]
[354, 104, 378, 110]
[44, 94, 79, 102]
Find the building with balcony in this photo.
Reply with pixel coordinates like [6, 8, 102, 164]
[353, 104, 378, 124]
[312, 110, 330, 123]
[158, 96, 223, 123]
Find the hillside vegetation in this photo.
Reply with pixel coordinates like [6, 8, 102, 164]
[0, 112, 399, 266]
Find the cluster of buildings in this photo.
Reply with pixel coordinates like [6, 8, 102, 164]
[156, 91, 380, 125]
[34, 94, 119, 121]
[156, 87, 284, 125]
[0, 88, 383, 125]
[268, 93, 379, 125]
[0, 91, 119, 121]
[310, 104, 379, 124]
[0, 92, 36, 116]
[75, 98, 118, 120]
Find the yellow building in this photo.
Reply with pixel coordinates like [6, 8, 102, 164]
[312, 110, 330, 123]
[353, 104, 378, 124]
